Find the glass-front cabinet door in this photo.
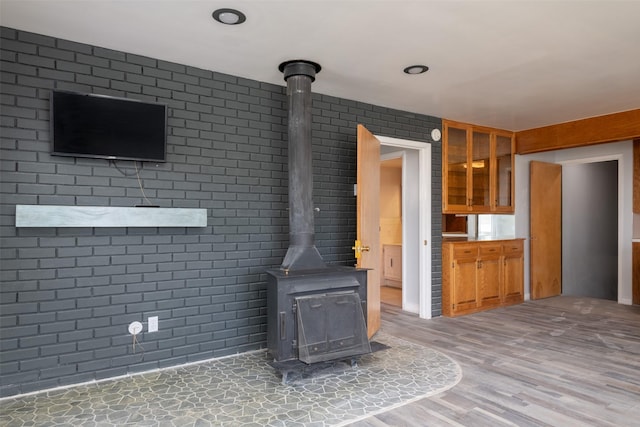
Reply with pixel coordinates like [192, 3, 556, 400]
[442, 119, 515, 214]
[444, 123, 469, 212]
[494, 132, 514, 212]
[471, 130, 491, 211]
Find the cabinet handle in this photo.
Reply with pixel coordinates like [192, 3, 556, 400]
[478, 260, 483, 269]
[390, 258, 393, 268]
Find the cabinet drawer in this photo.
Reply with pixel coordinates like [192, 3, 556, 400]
[479, 244, 501, 257]
[503, 241, 524, 255]
[453, 245, 478, 259]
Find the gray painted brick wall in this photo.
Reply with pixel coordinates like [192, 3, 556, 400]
[0, 26, 442, 397]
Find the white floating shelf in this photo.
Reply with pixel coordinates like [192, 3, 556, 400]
[15, 205, 207, 228]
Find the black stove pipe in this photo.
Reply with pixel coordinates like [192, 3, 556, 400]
[279, 60, 326, 271]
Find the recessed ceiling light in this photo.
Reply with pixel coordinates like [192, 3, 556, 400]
[212, 8, 246, 25]
[403, 65, 429, 75]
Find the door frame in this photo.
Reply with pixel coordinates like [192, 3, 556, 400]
[380, 151, 408, 310]
[376, 135, 432, 319]
[516, 141, 633, 305]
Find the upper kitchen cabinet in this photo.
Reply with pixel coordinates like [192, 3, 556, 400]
[443, 119, 515, 214]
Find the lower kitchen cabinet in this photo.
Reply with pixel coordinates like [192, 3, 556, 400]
[442, 238, 524, 317]
[382, 244, 402, 288]
[448, 244, 479, 313]
[477, 244, 502, 308]
[502, 240, 525, 305]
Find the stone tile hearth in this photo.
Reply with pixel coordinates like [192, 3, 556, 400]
[0, 332, 461, 426]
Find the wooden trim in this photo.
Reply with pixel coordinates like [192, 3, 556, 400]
[443, 119, 512, 135]
[516, 109, 640, 154]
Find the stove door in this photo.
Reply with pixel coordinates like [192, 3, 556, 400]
[296, 292, 371, 364]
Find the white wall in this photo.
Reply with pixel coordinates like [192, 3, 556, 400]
[515, 140, 633, 304]
[403, 149, 420, 313]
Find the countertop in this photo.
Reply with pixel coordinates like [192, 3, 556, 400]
[442, 235, 523, 243]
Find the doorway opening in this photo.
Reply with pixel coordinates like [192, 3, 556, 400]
[562, 160, 619, 300]
[520, 141, 632, 305]
[376, 135, 432, 318]
[380, 155, 403, 308]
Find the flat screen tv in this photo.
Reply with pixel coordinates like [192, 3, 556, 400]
[50, 90, 167, 162]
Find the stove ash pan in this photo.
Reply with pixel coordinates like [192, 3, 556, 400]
[266, 267, 370, 364]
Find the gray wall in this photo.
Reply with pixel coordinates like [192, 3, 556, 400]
[0, 27, 442, 397]
[562, 161, 618, 300]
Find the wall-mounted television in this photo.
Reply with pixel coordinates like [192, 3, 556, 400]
[50, 90, 167, 162]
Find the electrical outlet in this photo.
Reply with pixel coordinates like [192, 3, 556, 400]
[148, 316, 158, 332]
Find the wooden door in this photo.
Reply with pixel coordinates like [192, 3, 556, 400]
[503, 240, 524, 304]
[530, 161, 562, 299]
[477, 245, 501, 307]
[451, 256, 478, 313]
[356, 124, 381, 338]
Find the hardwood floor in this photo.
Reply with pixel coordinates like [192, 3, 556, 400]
[351, 296, 640, 427]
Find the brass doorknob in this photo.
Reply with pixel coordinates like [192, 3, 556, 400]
[352, 240, 370, 259]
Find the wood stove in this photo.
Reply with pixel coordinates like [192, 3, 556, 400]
[266, 60, 370, 375]
[266, 268, 369, 364]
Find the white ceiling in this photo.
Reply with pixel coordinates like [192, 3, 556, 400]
[2, 0, 639, 131]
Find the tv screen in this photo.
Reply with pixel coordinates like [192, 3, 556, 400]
[50, 90, 167, 162]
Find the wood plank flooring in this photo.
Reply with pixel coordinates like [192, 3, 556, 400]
[350, 296, 640, 427]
